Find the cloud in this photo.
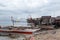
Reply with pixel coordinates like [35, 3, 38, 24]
[0, 0, 49, 18]
[0, 0, 60, 18]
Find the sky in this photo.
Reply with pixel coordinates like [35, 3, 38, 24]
[0, 0, 60, 26]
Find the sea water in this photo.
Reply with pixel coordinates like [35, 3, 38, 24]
[0, 36, 26, 40]
[0, 19, 29, 27]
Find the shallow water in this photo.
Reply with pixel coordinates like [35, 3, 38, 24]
[0, 36, 26, 40]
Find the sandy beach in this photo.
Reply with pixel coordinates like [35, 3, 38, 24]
[34, 29, 60, 40]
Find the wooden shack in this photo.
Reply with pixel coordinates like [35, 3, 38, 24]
[40, 16, 51, 25]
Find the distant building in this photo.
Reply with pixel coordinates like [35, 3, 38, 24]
[40, 16, 51, 25]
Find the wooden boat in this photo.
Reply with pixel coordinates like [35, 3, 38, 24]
[0, 28, 40, 34]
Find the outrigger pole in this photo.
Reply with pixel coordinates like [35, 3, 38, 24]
[11, 16, 14, 27]
[11, 16, 20, 27]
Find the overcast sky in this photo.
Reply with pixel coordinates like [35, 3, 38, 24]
[0, 0, 60, 26]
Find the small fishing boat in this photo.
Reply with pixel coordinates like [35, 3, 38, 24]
[0, 28, 40, 34]
[0, 27, 40, 38]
